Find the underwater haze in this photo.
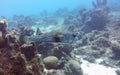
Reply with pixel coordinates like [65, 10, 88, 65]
[0, 0, 93, 17]
[0, 0, 120, 75]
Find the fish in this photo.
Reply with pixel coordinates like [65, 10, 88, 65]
[25, 31, 77, 43]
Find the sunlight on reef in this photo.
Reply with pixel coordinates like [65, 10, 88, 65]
[81, 59, 117, 75]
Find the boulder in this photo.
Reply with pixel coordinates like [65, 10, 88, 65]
[43, 56, 59, 69]
[67, 60, 83, 75]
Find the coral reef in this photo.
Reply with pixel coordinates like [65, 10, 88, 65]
[1, 0, 120, 74]
[0, 19, 83, 75]
[0, 20, 44, 75]
[90, 0, 109, 30]
[86, 8, 109, 30]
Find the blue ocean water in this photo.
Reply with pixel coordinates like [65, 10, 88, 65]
[0, 0, 120, 75]
[0, 0, 93, 18]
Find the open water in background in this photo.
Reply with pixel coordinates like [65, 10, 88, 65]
[0, 0, 95, 18]
[0, 0, 119, 18]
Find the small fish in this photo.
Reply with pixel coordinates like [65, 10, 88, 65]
[25, 31, 77, 43]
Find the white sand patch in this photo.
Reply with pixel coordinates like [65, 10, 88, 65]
[81, 59, 117, 75]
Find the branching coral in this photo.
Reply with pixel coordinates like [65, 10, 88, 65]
[81, 0, 109, 31]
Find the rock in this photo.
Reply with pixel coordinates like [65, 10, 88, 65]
[92, 37, 111, 47]
[45, 69, 65, 75]
[91, 45, 101, 50]
[52, 44, 73, 59]
[116, 69, 120, 75]
[111, 44, 120, 60]
[68, 60, 83, 75]
[38, 42, 54, 57]
[38, 42, 73, 58]
[43, 56, 59, 69]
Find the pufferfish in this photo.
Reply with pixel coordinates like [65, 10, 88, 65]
[25, 31, 77, 43]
